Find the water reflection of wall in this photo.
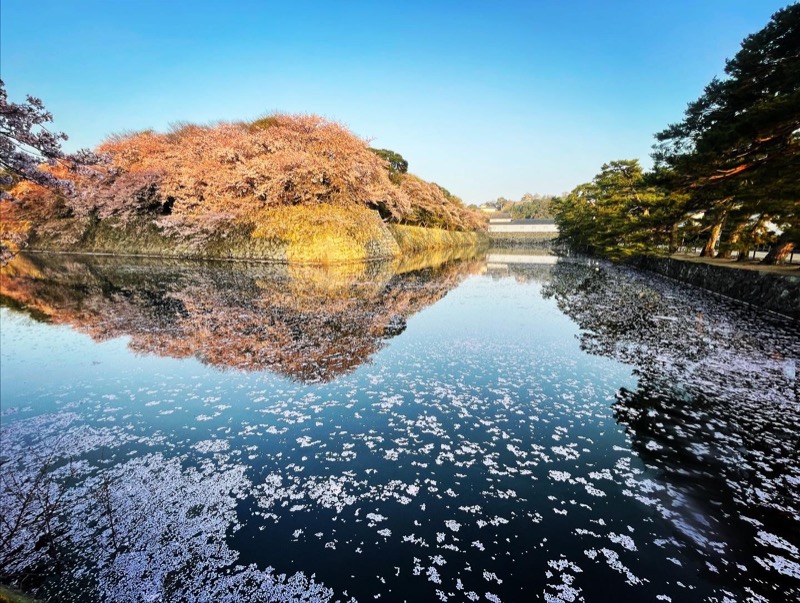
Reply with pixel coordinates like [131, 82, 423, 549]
[483, 251, 558, 284]
[0, 252, 482, 383]
[542, 259, 800, 597]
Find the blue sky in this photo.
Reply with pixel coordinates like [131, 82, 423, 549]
[0, 0, 791, 203]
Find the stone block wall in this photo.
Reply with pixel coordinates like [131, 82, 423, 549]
[630, 255, 800, 321]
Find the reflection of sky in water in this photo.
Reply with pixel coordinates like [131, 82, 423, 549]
[1, 257, 798, 602]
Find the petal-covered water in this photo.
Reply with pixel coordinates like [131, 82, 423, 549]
[1, 253, 797, 602]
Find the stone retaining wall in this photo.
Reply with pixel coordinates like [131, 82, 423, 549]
[488, 224, 558, 233]
[488, 232, 555, 248]
[26, 208, 485, 265]
[629, 255, 800, 321]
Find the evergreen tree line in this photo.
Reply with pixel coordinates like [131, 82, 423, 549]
[553, 3, 799, 264]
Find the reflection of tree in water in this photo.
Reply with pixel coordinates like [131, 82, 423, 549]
[543, 259, 800, 597]
[0, 251, 482, 599]
[0, 252, 482, 383]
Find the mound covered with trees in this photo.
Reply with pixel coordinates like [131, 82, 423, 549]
[1, 110, 485, 262]
[554, 3, 799, 264]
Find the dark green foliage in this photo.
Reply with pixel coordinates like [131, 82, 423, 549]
[652, 3, 800, 262]
[369, 148, 408, 180]
[486, 194, 556, 219]
[553, 160, 679, 258]
[507, 193, 555, 219]
[558, 5, 799, 263]
[653, 3, 800, 188]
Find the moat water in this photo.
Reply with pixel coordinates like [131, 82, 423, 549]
[1, 252, 798, 602]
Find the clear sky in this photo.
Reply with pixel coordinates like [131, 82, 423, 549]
[0, 0, 791, 204]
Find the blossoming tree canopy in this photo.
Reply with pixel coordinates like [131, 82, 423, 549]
[5, 111, 483, 235]
[0, 79, 74, 197]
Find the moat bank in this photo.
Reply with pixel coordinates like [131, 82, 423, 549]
[22, 205, 488, 264]
[629, 254, 800, 321]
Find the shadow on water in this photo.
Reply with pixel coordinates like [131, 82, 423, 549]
[543, 258, 800, 597]
[0, 250, 483, 383]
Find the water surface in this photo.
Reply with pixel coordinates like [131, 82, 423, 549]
[1, 253, 798, 602]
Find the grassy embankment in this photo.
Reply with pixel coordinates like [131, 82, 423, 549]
[26, 204, 487, 264]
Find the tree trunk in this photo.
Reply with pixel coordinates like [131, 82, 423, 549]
[699, 203, 732, 258]
[669, 222, 680, 254]
[719, 221, 747, 259]
[734, 214, 768, 263]
[761, 239, 795, 265]
[700, 218, 724, 257]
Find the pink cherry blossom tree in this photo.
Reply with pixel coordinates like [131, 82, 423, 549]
[0, 79, 100, 199]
